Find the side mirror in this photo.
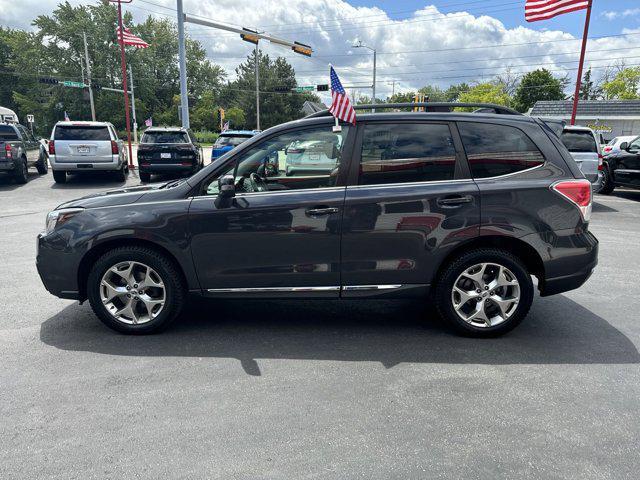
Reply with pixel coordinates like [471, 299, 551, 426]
[620, 142, 628, 151]
[218, 175, 235, 199]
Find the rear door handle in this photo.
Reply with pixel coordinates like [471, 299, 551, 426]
[437, 195, 474, 207]
[306, 206, 339, 216]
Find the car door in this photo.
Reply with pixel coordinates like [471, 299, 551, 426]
[17, 125, 39, 164]
[188, 122, 355, 296]
[615, 136, 640, 188]
[340, 121, 480, 297]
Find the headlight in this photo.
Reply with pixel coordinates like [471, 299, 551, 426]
[45, 208, 84, 234]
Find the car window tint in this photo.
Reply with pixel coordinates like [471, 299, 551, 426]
[359, 123, 456, 185]
[0, 125, 18, 140]
[560, 131, 598, 153]
[205, 126, 350, 195]
[215, 135, 251, 147]
[458, 122, 545, 178]
[141, 131, 189, 144]
[55, 126, 111, 141]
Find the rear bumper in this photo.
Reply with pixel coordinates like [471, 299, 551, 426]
[0, 159, 16, 171]
[50, 155, 123, 171]
[138, 163, 196, 173]
[540, 231, 599, 297]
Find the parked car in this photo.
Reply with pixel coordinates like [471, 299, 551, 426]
[285, 133, 343, 176]
[599, 135, 640, 194]
[37, 102, 598, 337]
[560, 126, 603, 191]
[211, 130, 257, 161]
[48, 121, 128, 184]
[0, 123, 48, 183]
[137, 127, 203, 183]
[602, 135, 637, 157]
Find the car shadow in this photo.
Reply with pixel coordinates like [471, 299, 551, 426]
[592, 201, 617, 213]
[612, 189, 640, 202]
[0, 171, 41, 191]
[40, 295, 639, 376]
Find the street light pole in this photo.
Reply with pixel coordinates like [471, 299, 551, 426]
[128, 65, 138, 144]
[83, 32, 96, 121]
[353, 41, 377, 112]
[177, 0, 190, 129]
[255, 41, 260, 131]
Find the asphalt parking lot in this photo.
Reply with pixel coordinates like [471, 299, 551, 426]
[1, 167, 639, 479]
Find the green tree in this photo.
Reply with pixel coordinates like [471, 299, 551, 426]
[458, 83, 511, 109]
[579, 67, 601, 100]
[225, 107, 245, 129]
[512, 69, 564, 112]
[417, 85, 446, 102]
[445, 83, 470, 102]
[602, 67, 640, 99]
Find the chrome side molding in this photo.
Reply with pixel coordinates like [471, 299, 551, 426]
[207, 285, 403, 293]
[342, 285, 403, 291]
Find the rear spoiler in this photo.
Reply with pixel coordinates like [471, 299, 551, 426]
[536, 118, 566, 138]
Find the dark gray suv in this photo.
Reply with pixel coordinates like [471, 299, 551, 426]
[36, 103, 598, 337]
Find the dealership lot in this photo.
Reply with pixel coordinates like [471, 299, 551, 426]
[1, 170, 639, 479]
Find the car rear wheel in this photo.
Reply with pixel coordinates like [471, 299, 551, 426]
[435, 249, 534, 337]
[115, 164, 127, 182]
[13, 157, 28, 184]
[36, 152, 48, 174]
[139, 172, 151, 183]
[52, 170, 66, 183]
[87, 247, 186, 334]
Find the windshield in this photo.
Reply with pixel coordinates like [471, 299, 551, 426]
[55, 125, 111, 141]
[561, 131, 598, 153]
[141, 131, 189, 144]
[0, 125, 18, 140]
[215, 135, 251, 147]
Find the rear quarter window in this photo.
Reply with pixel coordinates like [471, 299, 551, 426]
[560, 131, 598, 153]
[458, 122, 545, 179]
[54, 126, 111, 141]
[0, 125, 18, 140]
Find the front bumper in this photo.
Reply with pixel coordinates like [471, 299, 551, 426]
[36, 232, 81, 300]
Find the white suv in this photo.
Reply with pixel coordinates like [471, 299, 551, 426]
[48, 121, 128, 183]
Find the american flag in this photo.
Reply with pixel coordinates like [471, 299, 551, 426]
[222, 121, 230, 132]
[525, 0, 590, 22]
[144, 117, 152, 127]
[64, 111, 70, 121]
[329, 66, 356, 125]
[117, 26, 150, 49]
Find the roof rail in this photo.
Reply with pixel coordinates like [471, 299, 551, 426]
[305, 102, 522, 118]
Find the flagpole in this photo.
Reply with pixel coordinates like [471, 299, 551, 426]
[329, 63, 339, 130]
[570, 0, 592, 126]
[111, 0, 135, 169]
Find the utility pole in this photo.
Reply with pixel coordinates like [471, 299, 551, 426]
[128, 65, 138, 143]
[255, 41, 260, 131]
[387, 80, 397, 98]
[83, 32, 96, 121]
[353, 41, 376, 112]
[177, 0, 190, 129]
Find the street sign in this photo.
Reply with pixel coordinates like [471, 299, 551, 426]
[316, 84, 329, 92]
[63, 81, 87, 88]
[295, 86, 315, 92]
[26, 114, 34, 123]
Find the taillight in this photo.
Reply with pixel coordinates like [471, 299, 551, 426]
[48, 140, 55, 155]
[551, 179, 592, 222]
[5, 143, 12, 159]
[603, 146, 612, 153]
[598, 153, 604, 171]
[111, 140, 119, 155]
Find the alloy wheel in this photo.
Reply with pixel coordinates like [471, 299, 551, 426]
[100, 261, 166, 325]
[451, 262, 520, 328]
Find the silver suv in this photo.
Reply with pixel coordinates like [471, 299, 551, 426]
[560, 126, 603, 192]
[48, 121, 128, 183]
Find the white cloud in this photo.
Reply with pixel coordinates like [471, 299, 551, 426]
[602, 8, 640, 21]
[3, 0, 640, 102]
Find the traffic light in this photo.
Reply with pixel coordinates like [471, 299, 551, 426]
[240, 28, 259, 45]
[93, 84, 102, 91]
[292, 41, 312, 57]
[316, 84, 329, 92]
[273, 86, 291, 93]
[39, 77, 59, 85]
[218, 108, 225, 121]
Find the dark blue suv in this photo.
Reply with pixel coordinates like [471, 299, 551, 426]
[37, 103, 598, 337]
[211, 130, 258, 161]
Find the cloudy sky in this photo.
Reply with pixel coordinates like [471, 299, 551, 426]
[2, 0, 640, 102]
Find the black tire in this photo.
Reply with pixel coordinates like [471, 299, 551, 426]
[13, 157, 28, 184]
[139, 172, 151, 183]
[115, 164, 127, 183]
[36, 151, 48, 174]
[435, 248, 534, 337]
[598, 165, 615, 195]
[52, 170, 66, 184]
[87, 246, 186, 334]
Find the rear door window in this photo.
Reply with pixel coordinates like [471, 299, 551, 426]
[141, 131, 189, 144]
[54, 125, 111, 141]
[560, 131, 598, 153]
[358, 123, 457, 185]
[0, 125, 18, 140]
[458, 122, 545, 178]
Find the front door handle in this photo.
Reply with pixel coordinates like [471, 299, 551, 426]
[437, 195, 474, 207]
[306, 206, 339, 216]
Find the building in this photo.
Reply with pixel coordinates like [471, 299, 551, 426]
[530, 100, 640, 141]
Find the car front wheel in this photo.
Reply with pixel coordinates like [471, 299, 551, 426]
[435, 249, 534, 337]
[87, 247, 186, 334]
[598, 165, 615, 195]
